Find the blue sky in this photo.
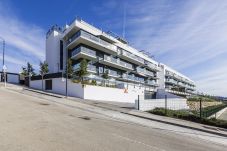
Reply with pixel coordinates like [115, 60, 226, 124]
[0, 0, 227, 96]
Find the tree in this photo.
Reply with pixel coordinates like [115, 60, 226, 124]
[65, 58, 73, 78]
[39, 61, 49, 91]
[21, 67, 28, 77]
[102, 70, 109, 79]
[76, 59, 88, 82]
[20, 62, 36, 76]
[102, 69, 109, 86]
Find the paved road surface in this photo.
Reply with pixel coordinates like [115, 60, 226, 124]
[219, 109, 227, 120]
[0, 88, 226, 151]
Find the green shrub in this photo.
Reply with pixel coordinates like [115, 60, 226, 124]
[91, 80, 97, 85]
[148, 108, 227, 129]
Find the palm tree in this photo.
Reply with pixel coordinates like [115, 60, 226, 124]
[39, 61, 49, 91]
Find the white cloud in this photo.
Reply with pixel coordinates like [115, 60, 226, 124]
[0, 1, 45, 71]
[96, 0, 227, 96]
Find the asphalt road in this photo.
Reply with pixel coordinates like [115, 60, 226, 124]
[0, 88, 226, 151]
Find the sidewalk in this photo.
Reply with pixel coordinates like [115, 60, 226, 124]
[4, 84, 227, 138]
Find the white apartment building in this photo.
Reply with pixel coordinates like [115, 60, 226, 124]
[30, 18, 195, 103]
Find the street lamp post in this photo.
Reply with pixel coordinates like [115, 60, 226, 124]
[0, 36, 6, 87]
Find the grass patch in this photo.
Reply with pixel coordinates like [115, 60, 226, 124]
[148, 108, 227, 129]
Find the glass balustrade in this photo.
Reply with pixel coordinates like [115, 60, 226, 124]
[67, 30, 117, 52]
[71, 46, 96, 58]
[103, 55, 133, 69]
[121, 49, 144, 63]
[73, 63, 96, 73]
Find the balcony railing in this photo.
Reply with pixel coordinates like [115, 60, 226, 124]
[67, 30, 117, 52]
[71, 46, 96, 58]
[120, 49, 144, 64]
[103, 55, 133, 70]
[73, 64, 97, 73]
[166, 79, 178, 85]
[145, 62, 159, 71]
[104, 69, 120, 78]
[122, 74, 145, 83]
[136, 67, 154, 77]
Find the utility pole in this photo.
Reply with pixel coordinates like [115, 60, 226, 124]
[0, 36, 6, 87]
[65, 50, 68, 98]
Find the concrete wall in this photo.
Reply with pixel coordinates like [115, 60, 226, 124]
[135, 98, 189, 111]
[30, 78, 142, 103]
[30, 80, 42, 90]
[84, 85, 143, 103]
[7, 74, 19, 84]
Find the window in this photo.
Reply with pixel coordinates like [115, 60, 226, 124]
[45, 80, 52, 90]
[60, 40, 63, 70]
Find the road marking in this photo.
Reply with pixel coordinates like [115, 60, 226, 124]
[112, 133, 166, 151]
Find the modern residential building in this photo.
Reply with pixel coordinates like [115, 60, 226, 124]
[30, 17, 196, 103]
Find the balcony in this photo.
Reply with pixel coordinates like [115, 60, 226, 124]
[99, 55, 133, 71]
[136, 67, 155, 77]
[104, 69, 120, 78]
[73, 64, 97, 73]
[67, 30, 117, 54]
[146, 80, 159, 87]
[121, 74, 143, 83]
[145, 62, 160, 72]
[71, 46, 97, 60]
[119, 48, 144, 65]
[165, 78, 178, 85]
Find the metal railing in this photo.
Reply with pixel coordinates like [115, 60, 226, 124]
[71, 46, 96, 58]
[120, 49, 144, 64]
[104, 55, 133, 69]
[73, 64, 97, 73]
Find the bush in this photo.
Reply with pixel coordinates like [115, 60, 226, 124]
[148, 108, 227, 129]
[91, 80, 97, 85]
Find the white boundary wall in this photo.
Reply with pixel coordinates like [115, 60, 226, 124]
[135, 98, 189, 111]
[30, 78, 144, 103]
[7, 74, 19, 84]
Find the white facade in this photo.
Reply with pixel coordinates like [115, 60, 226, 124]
[41, 18, 196, 103]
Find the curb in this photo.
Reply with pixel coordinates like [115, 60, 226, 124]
[23, 88, 63, 98]
[121, 112, 227, 138]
